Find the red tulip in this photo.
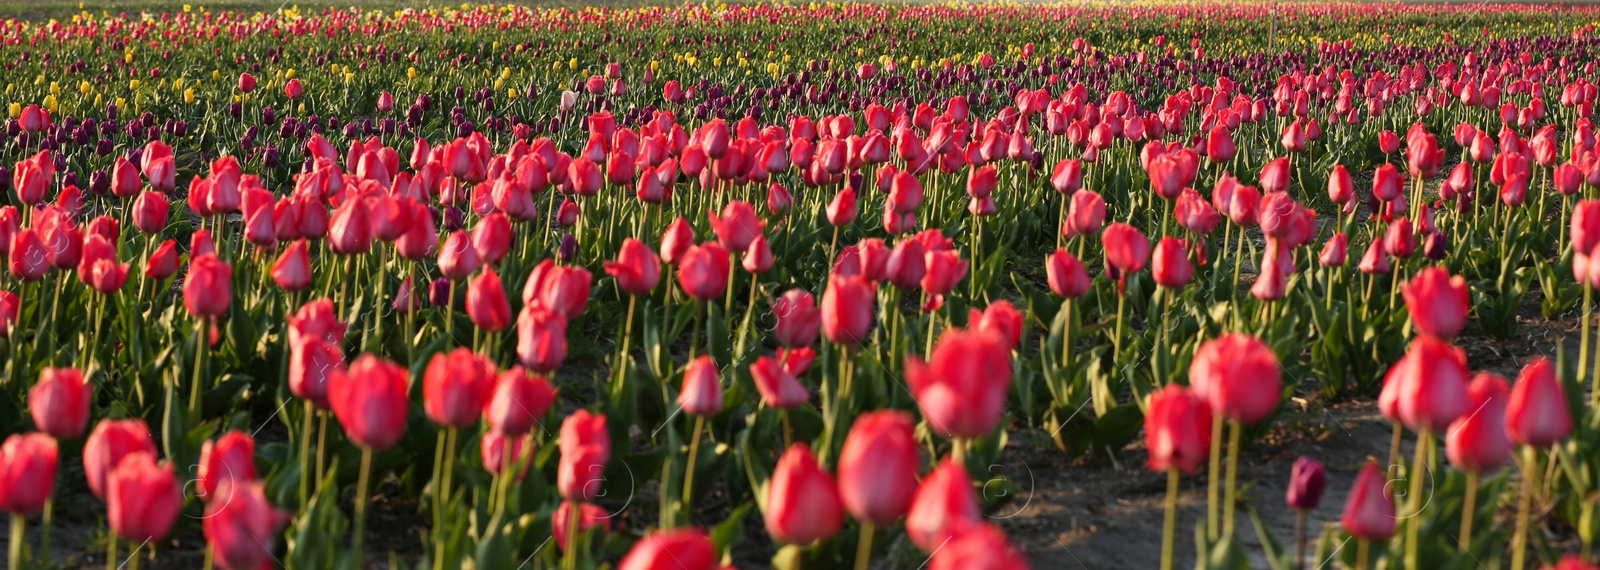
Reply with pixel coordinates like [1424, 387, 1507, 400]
[284, 78, 303, 99]
[1341, 459, 1397, 540]
[328, 198, 373, 255]
[466, 267, 512, 332]
[558, 409, 610, 503]
[1051, 159, 1084, 194]
[271, 239, 313, 291]
[202, 481, 290, 570]
[485, 366, 557, 436]
[772, 289, 821, 348]
[438, 231, 482, 281]
[617, 529, 717, 570]
[1145, 384, 1213, 474]
[1046, 249, 1090, 298]
[1285, 456, 1327, 511]
[83, 419, 156, 501]
[197, 431, 258, 503]
[237, 72, 257, 93]
[6, 228, 45, 281]
[677, 242, 731, 301]
[742, 234, 774, 274]
[765, 443, 844, 545]
[1576, 200, 1600, 257]
[885, 238, 927, 289]
[826, 186, 859, 227]
[516, 304, 568, 373]
[557, 199, 580, 228]
[552, 501, 612, 553]
[837, 410, 920, 525]
[289, 333, 344, 410]
[1507, 357, 1573, 447]
[1401, 267, 1469, 339]
[329, 355, 410, 450]
[905, 458, 982, 552]
[1372, 164, 1402, 201]
[0, 433, 57, 515]
[660, 216, 695, 265]
[1189, 333, 1281, 424]
[973, 300, 1024, 351]
[472, 213, 512, 265]
[822, 275, 875, 346]
[523, 258, 593, 318]
[708, 201, 764, 253]
[1259, 157, 1291, 194]
[1151, 237, 1193, 289]
[1446, 372, 1512, 473]
[907, 329, 1011, 439]
[106, 451, 182, 542]
[183, 253, 233, 318]
[376, 91, 395, 112]
[920, 250, 968, 305]
[679, 355, 724, 416]
[29, 367, 89, 440]
[750, 355, 809, 408]
[1102, 222, 1150, 274]
[424, 348, 497, 428]
[1320, 233, 1349, 267]
[603, 238, 661, 296]
[480, 430, 534, 480]
[1357, 237, 1391, 274]
[131, 190, 169, 234]
[1207, 125, 1237, 162]
[1385, 336, 1471, 433]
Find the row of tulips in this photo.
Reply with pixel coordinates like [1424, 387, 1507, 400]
[4, 2, 1600, 570]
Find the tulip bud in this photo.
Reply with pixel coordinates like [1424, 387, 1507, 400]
[907, 329, 1011, 440]
[29, 367, 89, 440]
[1446, 373, 1512, 473]
[485, 366, 557, 436]
[1189, 333, 1281, 424]
[1340, 459, 1397, 540]
[765, 443, 844, 545]
[328, 356, 410, 450]
[106, 451, 182, 542]
[838, 411, 920, 525]
[1285, 456, 1327, 510]
[617, 529, 716, 570]
[905, 458, 982, 553]
[423, 348, 497, 428]
[557, 409, 610, 503]
[678, 356, 723, 416]
[1506, 357, 1573, 447]
[0, 433, 58, 515]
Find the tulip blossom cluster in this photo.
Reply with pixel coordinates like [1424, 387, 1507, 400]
[5, 2, 1600, 569]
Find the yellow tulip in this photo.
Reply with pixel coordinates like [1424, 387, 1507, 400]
[44, 95, 57, 113]
[286, 68, 296, 79]
[569, 58, 578, 70]
[7, 103, 18, 119]
[185, 88, 195, 104]
[49, 82, 60, 97]
[408, 67, 418, 80]
[129, 79, 140, 90]
[115, 97, 125, 109]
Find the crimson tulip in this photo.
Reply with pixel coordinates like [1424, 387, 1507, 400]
[617, 529, 717, 570]
[1340, 459, 1397, 540]
[485, 366, 557, 436]
[183, 253, 233, 319]
[1506, 357, 1572, 447]
[106, 451, 182, 542]
[1401, 266, 1470, 339]
[837, 410, 920, 525]
[1189, 333, 1281, 424]
[424, 348, 497, 428]
[905, 458, 981, 552]
[679, 355, 724, 416]
[1102, 222, 1150, 274]
[907, 328, 1012, 440]
[466, 267, 511, 332]
[1145, 385, 1213, 474]
[202, 481, 290, 570]
[29, 367, 89, 440]
[517, 304, 568, 373]
[1446, 372, 1512, 473]
[557, 409, 610, 503]
[603, 238, 662, 296]
[822, 275, 875, 346]
[0, 433, 57, 515]
[329, 355, 410, 450]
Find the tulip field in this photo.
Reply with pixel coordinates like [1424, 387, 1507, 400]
[12, 1, 1600, 569]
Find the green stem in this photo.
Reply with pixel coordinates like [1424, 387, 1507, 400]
[1161, 469, 1179, 570]
[9, 513, 23, 570]
[681, 415, 706, 516]
[352, 447, 373, 565]
[1222, 420, 1243, 538]
[562, 497, 583, 570]
[187, 316, 208, 418]
[1405, 430, 1432, 569]
[1356, 538, 1370, 570]
[1207, 413, 1223, 541]
[106, 529, 118, 570]
[1461, 469, 1479, 548]
[316, 412, 328, 486]
[854, 522, 876, 570]
[1512, 446, 1538, 570]
[300, 400, 314, 509]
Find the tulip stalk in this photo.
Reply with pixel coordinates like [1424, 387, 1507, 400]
[853, 522, 875, 570]
[9, 513, 23, 570]
[1206, 413, 1223, 540]
[106, 533, 118, 570]
[352, 447, 374, 565]
[1511, 446, 1540, 570]
[1221, 420, 1243, 537]
[1404, 429, 1432, 569]
[1355, 538, 1370, 570]
[188, 316, 209, 418]
[563, 500, 583, 570]
[1160, 468, 1179, 570]
[1460, 469, 1479, 548]
[681, 414, 706, 512]
[1581, 285, 1592, 390]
